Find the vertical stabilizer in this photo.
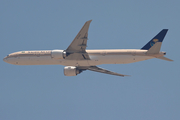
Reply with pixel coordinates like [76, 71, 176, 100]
[141, 29, 168, 50]
[146, 42, 162, 54]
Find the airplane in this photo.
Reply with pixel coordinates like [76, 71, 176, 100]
[3, 20, 173, 77]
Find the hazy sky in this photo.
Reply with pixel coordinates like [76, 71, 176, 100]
[1, 0, 180, 120]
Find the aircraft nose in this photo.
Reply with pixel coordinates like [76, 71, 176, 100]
[3, 56, 8, 62]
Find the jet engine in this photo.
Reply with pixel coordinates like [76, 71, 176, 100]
[64, 66, 80, 76]
[51, 50, 66, 59]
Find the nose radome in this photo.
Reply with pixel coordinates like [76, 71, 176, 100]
[3, 57, 7, 62]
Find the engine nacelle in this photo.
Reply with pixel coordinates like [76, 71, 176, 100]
[51, 50, 66, 59]
[64, 66, 80, 76]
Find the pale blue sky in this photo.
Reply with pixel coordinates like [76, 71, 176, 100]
[0, 0, 180, 120]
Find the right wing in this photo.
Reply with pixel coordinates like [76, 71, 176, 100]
[87, 66, 129, 77]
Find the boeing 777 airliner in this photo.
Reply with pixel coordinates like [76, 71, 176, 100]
[3, 20, 173, 77]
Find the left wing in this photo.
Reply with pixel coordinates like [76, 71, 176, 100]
[65, 20, 92, 60]
[66, 20, 92, 53]
[86, 66, 129, 77]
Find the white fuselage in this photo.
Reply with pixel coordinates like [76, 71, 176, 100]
[3, 49, 165, 66]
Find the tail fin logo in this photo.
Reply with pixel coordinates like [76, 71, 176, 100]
[150, 39, 159, 46]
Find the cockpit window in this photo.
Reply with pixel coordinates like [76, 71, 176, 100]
[7, 55, 9, 57]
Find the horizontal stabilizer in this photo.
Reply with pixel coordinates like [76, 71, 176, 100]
[157, 56, 173, 61]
